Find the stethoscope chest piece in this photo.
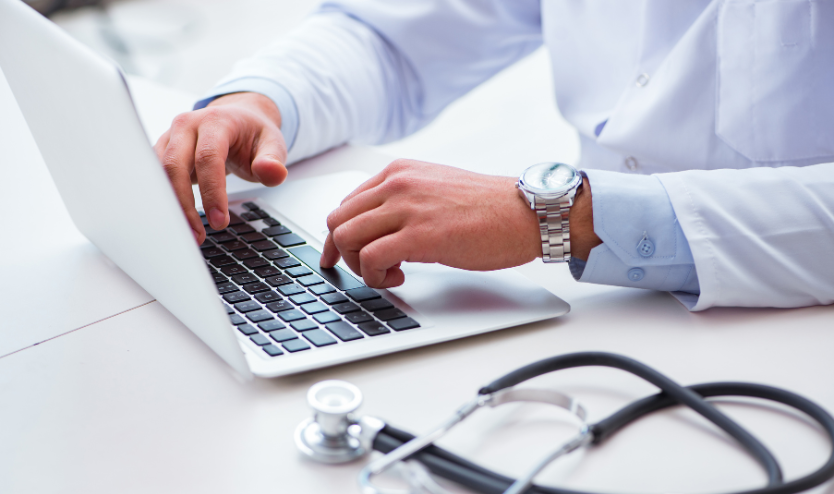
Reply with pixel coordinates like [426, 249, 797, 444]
[295, 380, 384, 464]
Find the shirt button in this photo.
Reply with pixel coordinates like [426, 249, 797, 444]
[628, 268, 645, 282]
[637, 238, 655, 257]
[636, 73, 650, 87]
[624, 156, 639, 171]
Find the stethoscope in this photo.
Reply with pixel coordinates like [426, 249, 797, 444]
[295, 352, 834, 494]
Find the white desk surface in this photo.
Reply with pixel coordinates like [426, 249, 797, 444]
[2, 52, 833, 494]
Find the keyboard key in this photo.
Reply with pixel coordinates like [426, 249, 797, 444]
[333, 302, 360, 314]
[288, 245, 365, 291]
[259, 320, 286, 331]
[204, 226, 226, 235]
[263, 344, 284, 357]
[220, 264, 248, 276]
[233, 249, 258, 260]
[310, 284, 336, 296]
[314, 311, 341, 324]
[250, 334, 271, 346]
[266, 300, 294, 312]
[375, 308, 407, 321]
[266, 275, 293, 287]
[297, 275, 324, 287]
[229, 224, 254, 235]
[254, 209, 270, 219]
[263, 225, 292, 236]
[326, 321, 364, 342]
[234, 300, 262, 313]
[255, 291, 282, 303]
[201, 215, 210, 226]
[210, 255, 237, 267]
[291, 319, 318, 331]
[362, 298, 394, 312]
[223, 304, 235, 314]
[289, 293, 316, 305]
[216, 282, 238, 294]
[263, 217, 281, 227]
[275, 233, 306, 247]
[202, 248, 226, 259]
[242, 201, 260, 211]
[243, 257, 269, 269]
[345, 287, 381, 302]
[252, 240, 279, 252]
[223, 240, 248, 252]
[229, 313, 247, 326]
[228, 212, 245, 226]
[274, 257, 301, 269]
[303, 329, 337, 347]
[321, 292, 349, 305]
[286, 266, 313, 278]
[243, 282, 271, 294]
[212, 273, 228, 284]
[241, 232, 266, 243]
[237, 324, 258, 335]
[199, 210, 206, 217]
[277, 309, 306, 322]
[200, 238, 215, 249]
[358, 321, 391, 336]
[282, 339, 311, 353]
[345, 311, 374, 324]
[246, 310, 274, 323]
[223, 292, 250, 304]
[231, 273, 259, 285]
[278, 284, 306, 296]
[241, 211, 261, 221]
[301, 302, 329, 314]
[269, 329, 296, 342]
[211, 232, 236, 243]
[263, 249, 289, 260]
[388, 317, 420, 331]
[254, 266, 282, 278]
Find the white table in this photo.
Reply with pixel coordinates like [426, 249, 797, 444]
[2, 53, 833, 494]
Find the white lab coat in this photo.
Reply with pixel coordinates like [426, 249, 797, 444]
[207, 0, 834, 310]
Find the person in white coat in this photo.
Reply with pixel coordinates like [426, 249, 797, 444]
[154, 0, 834, 311]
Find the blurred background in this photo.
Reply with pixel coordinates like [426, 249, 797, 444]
[24, 0, 579, 171]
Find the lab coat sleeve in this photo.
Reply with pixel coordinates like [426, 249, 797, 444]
[656, 163, 834, 310]
[577, 170, 700, 295]
[196, 2, 542, 164]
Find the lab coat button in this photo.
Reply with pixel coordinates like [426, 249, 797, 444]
[636, 73, 650, 87]
[628, 268, 645, 282]
[624, 156, 639, 171]
[637, 239, 655, 257]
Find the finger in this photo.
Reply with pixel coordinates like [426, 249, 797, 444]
[331, 208, 402, 276]
[359, 232, 413, 288]
[194, 121, 232, 230]
[321, 232, 342, 268]
[338, 170, 389, 206]
[153, 129, 171, 161]
[159, 122, 204, 242]
[250, 127, 288, 187]
[326, 187, 386, 236]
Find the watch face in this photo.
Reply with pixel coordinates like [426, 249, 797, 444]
[520, 162, 580, 195]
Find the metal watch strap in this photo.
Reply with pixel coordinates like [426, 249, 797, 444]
[535, 195, 572, 263]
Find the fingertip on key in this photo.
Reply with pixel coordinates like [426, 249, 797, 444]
[209, 207, 227, 230]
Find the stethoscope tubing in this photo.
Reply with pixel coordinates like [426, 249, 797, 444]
[371, 352, 834, 494]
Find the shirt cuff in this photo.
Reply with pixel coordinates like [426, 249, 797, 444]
[575, 169, 700, 294]
[193, 77, 300, 152]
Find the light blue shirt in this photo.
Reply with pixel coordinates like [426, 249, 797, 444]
[195, 1, 834, 309]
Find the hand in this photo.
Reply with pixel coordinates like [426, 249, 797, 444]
[153, 92, 288, 243]
[321, 160, 543, 288]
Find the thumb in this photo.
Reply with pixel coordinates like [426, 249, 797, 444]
[251, 130, 288, 187]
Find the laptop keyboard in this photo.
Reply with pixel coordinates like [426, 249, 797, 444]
[199, 201, 420, 358]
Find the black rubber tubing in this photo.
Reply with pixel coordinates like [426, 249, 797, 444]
[478, 352, 782, 485]
[370, 353, 834, 494]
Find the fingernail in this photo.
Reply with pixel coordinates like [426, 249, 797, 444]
[209, 207, 225, 229]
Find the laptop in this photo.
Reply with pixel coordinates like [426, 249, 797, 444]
[0, 0, 569, 378]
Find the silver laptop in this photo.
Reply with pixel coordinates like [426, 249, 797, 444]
[0, 0, 569, 378]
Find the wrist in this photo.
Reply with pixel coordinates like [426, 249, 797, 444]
[208, 92, 282, 129]
[568, 177, 602, 261]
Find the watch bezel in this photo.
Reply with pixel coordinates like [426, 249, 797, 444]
[517, 162, 582, 199]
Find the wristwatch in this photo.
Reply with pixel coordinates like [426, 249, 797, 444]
[516, 162, 583, 263]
